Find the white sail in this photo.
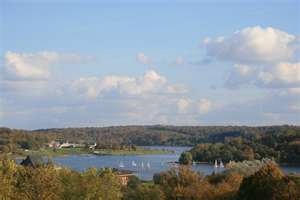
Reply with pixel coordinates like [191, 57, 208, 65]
[146, 161, 151, 169]
[214, 160, 218, 168]
[119, 161, 124, 168]
[141, 162, 144, 168]
[220, 160, 224, 168]
[132, 161, 137, 167]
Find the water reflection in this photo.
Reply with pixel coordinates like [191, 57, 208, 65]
[53, 146, 300, 180]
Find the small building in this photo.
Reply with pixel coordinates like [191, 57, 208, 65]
[59, 141, 75, 148]
[112, 168, 135, 186]
[48, 141, 60, 148]
[89, 143, 97, 149]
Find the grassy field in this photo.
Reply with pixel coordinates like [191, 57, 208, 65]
[13, 147, 172, 158]
[13, 147, 92, 159]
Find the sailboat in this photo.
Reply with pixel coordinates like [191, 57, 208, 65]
[141, 161, 144, 169]
[146, 161, 151, 169]
[214, 160, 218, 168]
[220, 160, 224, 168]
[119, 161, 124, 168]
[132, 161, 137, 167]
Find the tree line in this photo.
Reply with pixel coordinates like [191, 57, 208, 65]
[1, 125, 299, 164]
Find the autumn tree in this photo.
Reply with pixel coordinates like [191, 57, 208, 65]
[153, 166, 214, 200]
[0, 157, 18, 199]
[237, 162, 300, 200]
[14, 164, 62, 200]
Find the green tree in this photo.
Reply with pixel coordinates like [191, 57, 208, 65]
[124, 183, 165, 200]
[179, 151, 193, 165]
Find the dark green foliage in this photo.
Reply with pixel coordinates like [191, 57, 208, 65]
[185, 129, 299, 164]
[179, 151, 193, 165]
[207, 172, 228, 185]
[124, 181, 165, 200]
[0, 127, 53, 154]
[126, 176, 141, 188]
[17, 140, 40, 150]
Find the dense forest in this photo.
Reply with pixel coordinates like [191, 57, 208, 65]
[0, 125, 300, 164]
[0, 157, 299, 200]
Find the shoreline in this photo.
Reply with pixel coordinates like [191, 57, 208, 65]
[93, 148, 173, 156]
[7, 147, 173, 159]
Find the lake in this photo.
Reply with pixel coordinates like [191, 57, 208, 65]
[53, 146, 300, 180]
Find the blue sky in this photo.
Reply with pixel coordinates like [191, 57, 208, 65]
[1, 0, 300, 129]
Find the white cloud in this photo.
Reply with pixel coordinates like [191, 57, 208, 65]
[225, 62, 300, 89]
[3, 51, 91, 80]
[71, 70, 185, 99]
[225, 64, 255, 88]
[177, 97, 215, 115]
[0, 68, 193, 128]
[136, 52, 152, 65]
[197, 98, 212, 114]
[1, 51, 94, 99]
[203, 27, 300, 91]
[4, 51, 51, 80]
[177, 98, 190, 113]
[259, 62, 300, 85]
[203, 26, 298, 63]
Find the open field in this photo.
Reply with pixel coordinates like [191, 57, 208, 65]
[8, 147, 173, 159]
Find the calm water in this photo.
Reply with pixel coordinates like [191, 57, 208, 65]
[52, 146, 300, 180]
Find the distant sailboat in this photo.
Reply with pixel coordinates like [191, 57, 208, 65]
[220, 160, 224, 168]
[146, 161, 151, 169]
[119, 161, 124, 168]
[132, 161, 137, 167]
[141, 161, 144, 169]
[214, 160, 218, 168]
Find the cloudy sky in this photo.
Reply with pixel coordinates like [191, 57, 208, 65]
[1, 0, 300, 129]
